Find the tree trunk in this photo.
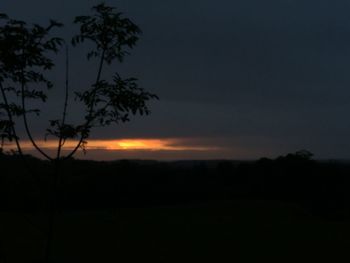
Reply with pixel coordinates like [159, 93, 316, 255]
[44, 161, 60, 263]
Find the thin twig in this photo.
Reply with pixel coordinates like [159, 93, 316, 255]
[20, 74, 53, 161]
[56, 44, 70, 160]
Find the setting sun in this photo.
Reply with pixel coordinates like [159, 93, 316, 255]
[112, 140, 161, 150]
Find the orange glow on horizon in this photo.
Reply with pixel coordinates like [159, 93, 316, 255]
[3, 138, 219, 152]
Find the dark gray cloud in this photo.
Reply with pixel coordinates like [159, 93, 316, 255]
[2, 0, 350, 159]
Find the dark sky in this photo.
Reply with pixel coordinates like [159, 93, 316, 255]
[2, 0, 350, 159]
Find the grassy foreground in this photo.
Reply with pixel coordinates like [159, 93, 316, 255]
[1, 200, 350, 263]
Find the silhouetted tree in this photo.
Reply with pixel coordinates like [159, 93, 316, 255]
[0, 4, 157, 160]
[0, 3, 157, 262]
[276, 150, 314, 163]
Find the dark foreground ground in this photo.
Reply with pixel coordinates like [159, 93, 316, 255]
[1, 152, 350, 262]
[2, 200, 350, 263]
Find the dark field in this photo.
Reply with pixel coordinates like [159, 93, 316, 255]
[1, 153, 350, 262]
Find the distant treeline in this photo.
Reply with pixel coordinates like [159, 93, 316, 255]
[0, 151, 349, 220]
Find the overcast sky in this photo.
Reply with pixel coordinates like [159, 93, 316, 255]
[2, 0, 350, 159]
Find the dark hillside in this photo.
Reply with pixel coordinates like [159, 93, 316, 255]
[1, 152, 350, 220]
[2, 152, 350, 262]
